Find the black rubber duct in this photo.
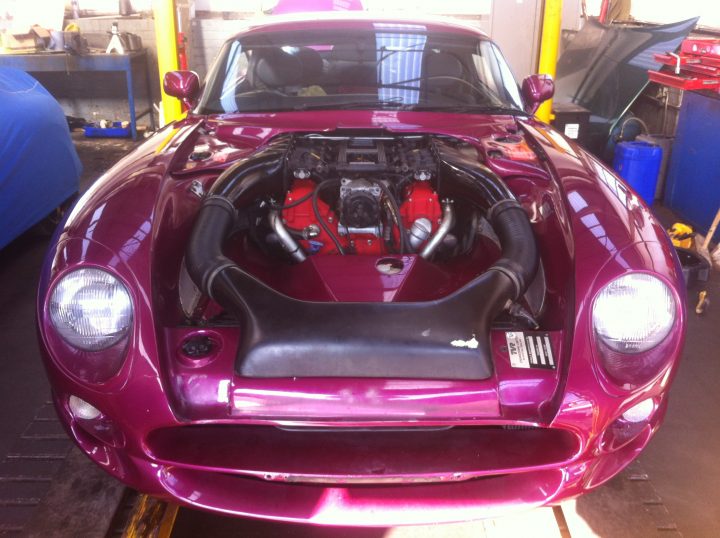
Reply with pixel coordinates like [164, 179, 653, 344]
[185, 135, 291, 295]
[431, 138, 539, 298]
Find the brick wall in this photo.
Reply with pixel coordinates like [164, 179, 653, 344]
[75, 15, 159, 96]
[35, 13, 249, 127]
[189, 14, 254, 79]
[32, 8, 515, 130]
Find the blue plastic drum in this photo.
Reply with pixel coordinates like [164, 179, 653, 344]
[612, 141, 663, 205]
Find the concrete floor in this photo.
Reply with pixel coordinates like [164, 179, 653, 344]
[0, 136, 134, 460]
[640, 265, 720, 536]
[1, 135, 719, 536]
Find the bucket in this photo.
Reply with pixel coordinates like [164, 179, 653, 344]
[636, 134, 673, 200]
[612, 141, 663, 205]
[675, 247, 710, 288]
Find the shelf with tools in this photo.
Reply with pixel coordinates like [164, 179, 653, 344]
[649, 38, 720, 92]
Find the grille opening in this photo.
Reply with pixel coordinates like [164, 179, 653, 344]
[147, 425, 579, 482]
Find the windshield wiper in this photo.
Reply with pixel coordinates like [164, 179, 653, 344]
[411, 105, 528, 116]
[293, 99, 410, 111]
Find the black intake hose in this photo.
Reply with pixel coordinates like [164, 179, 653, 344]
[489, 202, 539, 300]
[432, 138, 539, 299]
[209, 135, 290, 203]
[185, 135, 291, 297]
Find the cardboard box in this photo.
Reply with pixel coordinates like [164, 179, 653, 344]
[0, 25, 49, 53]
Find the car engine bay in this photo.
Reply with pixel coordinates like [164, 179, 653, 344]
[178, 131, 547, 378]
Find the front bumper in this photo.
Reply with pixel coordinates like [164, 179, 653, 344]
[53, 388, 665, 526]
[42, 319, 674, 526]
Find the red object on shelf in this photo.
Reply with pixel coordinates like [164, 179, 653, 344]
[681, 63, 720, 78]
[177, 31, 188, 71]
[700, 56, 720, 68]
[598, 0, 610, 24]
[648, 70, 720, 91]
[650, 38, 720, 93]
[653, 53, 702, 67]
[680, 38, 720, 57]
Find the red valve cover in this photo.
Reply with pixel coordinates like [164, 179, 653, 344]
[281, 179, 343, 255]
[400, 181, 442, 229]
[281, 179, 441, 256]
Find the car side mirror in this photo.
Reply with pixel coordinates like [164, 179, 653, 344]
[521, 74, 554, 115]
[163, 70, 200, 108]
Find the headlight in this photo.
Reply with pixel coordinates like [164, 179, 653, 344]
[49, 268, 133, 351]
[592, 273, 675, 353]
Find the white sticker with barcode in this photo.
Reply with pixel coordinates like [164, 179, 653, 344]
[564, 123, 580, 139]
[505, 332, 556, 370]
[506, 331, 530, 368]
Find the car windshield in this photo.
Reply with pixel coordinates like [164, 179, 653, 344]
[197, 26, 525, 114]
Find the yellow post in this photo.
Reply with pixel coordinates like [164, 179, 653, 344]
[536, 0, 563, 123]
[153, 0, 182, 125]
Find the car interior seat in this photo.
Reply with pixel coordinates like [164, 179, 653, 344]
[421, 51, 466, 102]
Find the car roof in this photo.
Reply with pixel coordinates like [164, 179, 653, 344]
[232, 11, 489, 40]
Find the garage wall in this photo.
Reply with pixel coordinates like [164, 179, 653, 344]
[189, 16, 252, 79]
[26, 16, 159, 127]
[38, 0, 565, 127]
[74, 15, 159, 92]
[487, 0, 542, 80]
[187, 1, 538, 81]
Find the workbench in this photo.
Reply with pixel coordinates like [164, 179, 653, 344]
[0, 50, 155, 140]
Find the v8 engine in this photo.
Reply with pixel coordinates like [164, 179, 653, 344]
[273, 135, 447, 258]
[184, 130, 542, 324]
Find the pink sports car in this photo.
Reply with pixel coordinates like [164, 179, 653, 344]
[37, 13, 686, 526]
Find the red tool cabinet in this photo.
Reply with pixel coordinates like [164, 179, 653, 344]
[649, 38, 720, 92]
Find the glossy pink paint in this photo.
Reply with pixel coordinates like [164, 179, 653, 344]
[36, 16, 686, 526]
[521, 74, 555, 115]
[163, 70, 200, 108]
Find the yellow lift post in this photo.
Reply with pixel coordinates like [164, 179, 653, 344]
[153, 0, 183, 125]
[536, 0, 563, 123]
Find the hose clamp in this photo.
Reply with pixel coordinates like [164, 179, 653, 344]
[204, 261, 237, 302]
[488, 265, 523, 300]
[204, 195, 237, 218]
[486, 199, 522, 223]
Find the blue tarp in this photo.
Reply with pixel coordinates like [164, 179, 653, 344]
[0, 67, 81, 249]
